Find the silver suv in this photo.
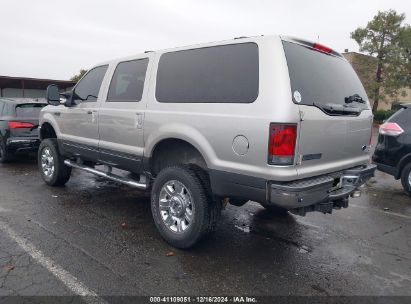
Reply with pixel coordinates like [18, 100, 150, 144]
[39, 36, 376, 248]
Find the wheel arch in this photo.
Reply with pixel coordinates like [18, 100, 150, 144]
[397, 153, 411, 179]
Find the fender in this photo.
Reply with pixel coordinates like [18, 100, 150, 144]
[397, 153, 411, 179]
[144, 123, 217, 169]
[39, 110, 62, 139]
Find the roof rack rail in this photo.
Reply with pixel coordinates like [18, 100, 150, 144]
[234, 36, 248, 40]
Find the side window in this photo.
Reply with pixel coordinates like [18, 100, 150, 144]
[156, 43, 259, 103]
[107, 59, 149, 102]
[0, 102, 4, 116]
[72, 65, 108, 104]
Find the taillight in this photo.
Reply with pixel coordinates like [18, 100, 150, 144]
[313, 43, 332, 54]
[268, 123, 297, 165]
[379, 122, 404, 136]
[8, 121, 35, 129]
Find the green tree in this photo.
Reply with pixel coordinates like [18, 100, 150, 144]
[351, 10, 410, 112]
[70, 69, 87, 82]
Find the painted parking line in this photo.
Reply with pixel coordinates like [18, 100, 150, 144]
[0, 220, 107, 304]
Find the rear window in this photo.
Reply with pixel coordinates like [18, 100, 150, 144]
[15, 104, 46, 118]
[156, 43, 259, 103]
[389, 108, 410, 128]
[283, 41, 368, 109]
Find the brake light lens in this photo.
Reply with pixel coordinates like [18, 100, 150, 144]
[379, 122, 404, 136]
[313, 43, 332, 54]
[268, 123, 297, 165]
[8, 121, 35, 129]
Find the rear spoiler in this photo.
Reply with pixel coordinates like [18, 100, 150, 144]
[400, 103, 411, 109]
[281, 36, 344, 59]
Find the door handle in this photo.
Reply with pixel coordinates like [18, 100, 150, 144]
[135, 113, 143, 129]
[53, 112, 61, 116]
[87, 111, 93, 114]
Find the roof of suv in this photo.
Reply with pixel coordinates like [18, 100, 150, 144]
[94, 35, 345, 68]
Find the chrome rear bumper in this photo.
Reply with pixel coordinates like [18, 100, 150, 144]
[268, 164, 376, 214]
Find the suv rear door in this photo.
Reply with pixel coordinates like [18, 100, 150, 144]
[282, 39, 373, 178]
[97, 55, 152, 173]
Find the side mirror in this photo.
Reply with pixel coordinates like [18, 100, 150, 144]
[46, 85, 61, 106]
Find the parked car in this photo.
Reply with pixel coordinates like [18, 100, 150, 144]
[0, 98, 47, 163]
[38, 36, 375, 248]
[373, 104, 411, 195]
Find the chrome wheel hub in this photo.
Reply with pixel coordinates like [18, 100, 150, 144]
[408, 171, 411, 186]
[159, 180, 194, 233]
[41, 147, 55, 178]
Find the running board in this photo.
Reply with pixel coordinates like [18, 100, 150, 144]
[63, 160, 147, 190]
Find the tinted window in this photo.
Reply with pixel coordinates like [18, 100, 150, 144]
[156, 43, 259, 103]
[107, 59, 148, 102]
[389, 108, 411, 130]
[15, 104, 47, 118]
[73, 65, 108, 104]
[283, 41, 368, 109]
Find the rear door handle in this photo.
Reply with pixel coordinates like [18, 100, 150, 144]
[53, 112, 61, 116]
[87, 111, 93, 114]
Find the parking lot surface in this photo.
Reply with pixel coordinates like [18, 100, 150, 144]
[0, 153, 410, 299]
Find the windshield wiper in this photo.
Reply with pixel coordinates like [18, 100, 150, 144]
[345, 94, 365, 104]
[313, 102, 362, 115]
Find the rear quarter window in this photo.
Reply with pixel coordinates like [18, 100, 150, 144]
[156, 43, 259, 103]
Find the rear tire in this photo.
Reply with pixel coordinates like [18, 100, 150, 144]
[0, 142, 13, 163]
[400, 163, 411, 196]
[151, 165, 220, 248]
[38, 139, 71, 186]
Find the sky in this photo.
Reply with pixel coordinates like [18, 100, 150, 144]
[1, 0, 410, 80]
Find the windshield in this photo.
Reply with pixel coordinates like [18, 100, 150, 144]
[283, 41, 369, 110]
[15, 104, 46, 118]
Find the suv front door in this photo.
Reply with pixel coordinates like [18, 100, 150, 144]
[58, 65, 108, 160]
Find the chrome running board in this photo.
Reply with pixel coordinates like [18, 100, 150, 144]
[64, 159, 147, 190]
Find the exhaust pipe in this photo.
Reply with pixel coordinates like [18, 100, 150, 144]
[64, 160, 147, 190]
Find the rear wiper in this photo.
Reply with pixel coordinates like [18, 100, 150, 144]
[313, 102, 361, 115]
[345, 94, 365, 104]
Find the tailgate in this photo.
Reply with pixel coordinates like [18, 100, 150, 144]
[297, 106, 372, 177]
[282, 38, 373, 178]
[9, 103, 45, 138]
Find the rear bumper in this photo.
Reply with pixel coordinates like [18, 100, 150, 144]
[372, 159, 399, 179]
[268, 164, 376, 212]
[6, 137, 40, 152]
[210, 164, 376, 215]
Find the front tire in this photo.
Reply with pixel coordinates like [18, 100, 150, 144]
[38, 139, 71, 186]
[151, 165, 220, 248]
[400, 163, 411, 196]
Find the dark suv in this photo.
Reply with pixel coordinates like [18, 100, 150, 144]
[0, 98, 47, 163]
[373, 104, 411, 195]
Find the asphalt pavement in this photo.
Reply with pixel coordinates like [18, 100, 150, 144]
[0, 140, 410, 300]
